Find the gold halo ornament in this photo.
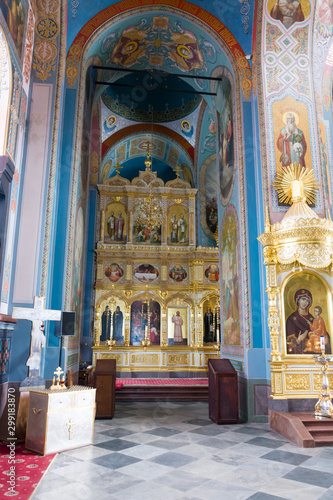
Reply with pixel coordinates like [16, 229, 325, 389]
[181, 120, 191, 132]
[123, 41, 138, 54]
[177, 44, 191, 58]
[106, 115, 116, 128]
[282, 110, 300, 126]
[273, 163, 319, 206]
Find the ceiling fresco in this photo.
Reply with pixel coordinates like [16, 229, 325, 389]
[86, 12, 231, 104]
[89, 14, 220, 71]
[100, 132, 194, 185]
[101, 99, 201, 148]
[67, 0, 255, 57]
[100, 72, 202, 123]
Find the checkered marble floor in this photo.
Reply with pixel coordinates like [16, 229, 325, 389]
[32, 402, 333, 500]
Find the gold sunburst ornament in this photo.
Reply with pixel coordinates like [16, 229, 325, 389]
[273, 163, 319, 206]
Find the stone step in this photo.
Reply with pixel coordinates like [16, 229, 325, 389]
[305, 424, 333, 433]
[313, 435, 333, 447]
[270, 410, 333, 448]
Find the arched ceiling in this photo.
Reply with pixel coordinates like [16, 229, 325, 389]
[71, 3, 251, 189]
[100, 130, 194, 186]
[100, 72, 202, 124]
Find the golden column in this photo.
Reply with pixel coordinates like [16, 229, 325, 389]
[100, 210, 105, 241]
[94, 306, 101, 346]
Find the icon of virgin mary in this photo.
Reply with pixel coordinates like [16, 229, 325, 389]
[286, 289, 314, 354]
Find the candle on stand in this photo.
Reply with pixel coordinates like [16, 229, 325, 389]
[145, 325, 148, 339]
[216, 328, 220, 343]
[320, 336, 325, 352]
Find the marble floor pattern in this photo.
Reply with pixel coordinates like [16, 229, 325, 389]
[32, 402, 333, 500]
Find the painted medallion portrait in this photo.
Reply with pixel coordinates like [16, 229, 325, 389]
[104, 263, 124, 282]
[169, 265, 187, 283]
[284, 273, 331, 355]
[204, 264, 219, 282]
[133, 264, 159, 283]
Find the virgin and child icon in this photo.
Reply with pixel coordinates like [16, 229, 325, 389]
[286, 289, 331, 354]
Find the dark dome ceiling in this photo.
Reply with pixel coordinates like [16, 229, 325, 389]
[101, 72, 202, 123]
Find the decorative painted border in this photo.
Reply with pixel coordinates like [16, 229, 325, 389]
[255, 0, 269, 209]
[22, 5, 34, 86]
[6, 72, 21, 162]
[322, 43, 333, 111]
[324, 119, 333, 208]
[238, 0, 251, 35]
[32, 0, 59, 82]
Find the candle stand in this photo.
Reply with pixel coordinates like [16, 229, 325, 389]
[313, 351, 333, 418]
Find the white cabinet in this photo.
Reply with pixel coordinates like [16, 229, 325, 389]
[25, 386, 96, 455]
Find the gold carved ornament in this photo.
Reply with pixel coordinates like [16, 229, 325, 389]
[285, 374, 311, 392]
[167, 354, 189, 365]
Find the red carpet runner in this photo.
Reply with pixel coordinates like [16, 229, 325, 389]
[116, 378, 209, 388]
[0, 442, 56, 499]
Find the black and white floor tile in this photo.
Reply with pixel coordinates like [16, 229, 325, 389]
[32, 402, 333, 500]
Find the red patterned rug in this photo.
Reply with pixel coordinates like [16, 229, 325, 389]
[0, 442, 56, 499]
[116, 378, 208, 389]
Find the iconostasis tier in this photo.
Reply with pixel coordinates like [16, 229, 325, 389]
[93, 169, 220, 374]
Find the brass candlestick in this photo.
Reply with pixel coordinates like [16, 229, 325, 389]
[141, 325, 151, 347]
[313, 351, 333, 418]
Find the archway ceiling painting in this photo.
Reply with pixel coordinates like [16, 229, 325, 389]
[67, 1, 254, 56]
[101, 92, 201, 148]
[100, 130, 194, 185]
[86, 10, 231, 110]
[100, 72, 202, 124]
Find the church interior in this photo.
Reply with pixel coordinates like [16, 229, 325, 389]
[2, 0, 333, 497]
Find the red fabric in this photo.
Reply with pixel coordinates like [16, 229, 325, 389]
[0, 442, 56, 499]
[116, 378, 208, 387]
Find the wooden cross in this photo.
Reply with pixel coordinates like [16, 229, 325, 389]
[173, 164, 182, 178]
[66, 418, 75, 440]
[115, 160, 123, 175]
[12, 296, 62, 378]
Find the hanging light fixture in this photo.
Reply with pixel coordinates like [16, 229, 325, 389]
[136, 142, 163, 233]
